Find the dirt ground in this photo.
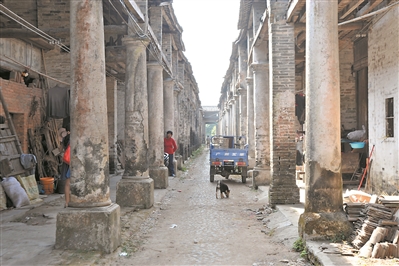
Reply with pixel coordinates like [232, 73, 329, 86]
[94, 148, 310, 266]
[4, 147, 399, 265]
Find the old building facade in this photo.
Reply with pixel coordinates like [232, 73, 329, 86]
[219, 0, 399, 239]
[0, 0, 203, 252]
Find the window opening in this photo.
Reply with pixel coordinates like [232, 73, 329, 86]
[386, 97, 394, 137]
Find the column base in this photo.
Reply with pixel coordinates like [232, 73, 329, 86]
[176, 155, 182, 170]
[116, 178, 154, 208]
[149, 166, 168, 189]
[55, 203, 120, 254]
[299, 211, 353, 240]
[252, 167, 271, 188]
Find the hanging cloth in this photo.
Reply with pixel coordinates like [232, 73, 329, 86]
[295, 93, 306, 125]
[47, 85, 70, 119]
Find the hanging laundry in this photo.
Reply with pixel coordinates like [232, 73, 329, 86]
[295, 93, 306, 125]
[47, 85, 70, 119]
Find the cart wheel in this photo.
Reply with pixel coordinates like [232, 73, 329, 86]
[241, 167, 248, 183]
[210, 166, 215, 182]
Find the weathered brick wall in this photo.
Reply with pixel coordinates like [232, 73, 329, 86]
[0, 78, 43, 153]
[339, 40, 357, 130]
[268, 0, 299, 206]
[36, 0, 71, 88]
[368, 6, 399, 194]
[163, 34, 173, 65]
[42, 47, 71, 88]
[2, 0, 38, 27]
[37, 0, 70, 30]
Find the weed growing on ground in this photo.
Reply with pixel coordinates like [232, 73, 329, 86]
[293, 238, 305, 252]
[293, 238, 308, 258]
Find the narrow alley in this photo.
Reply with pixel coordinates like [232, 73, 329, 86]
[0, 147, 309, 266]
[108, 147, 308, 265]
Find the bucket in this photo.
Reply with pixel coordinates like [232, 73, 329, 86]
[40, 177, 54, 195]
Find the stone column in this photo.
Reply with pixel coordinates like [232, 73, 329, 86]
[148, 62, 168, 188]
[299, 0, 352, 239]
[164, 78, 174, 133]
[238, 42, 248, 138]
[173, 86, 182, 170]
[252, 62, 271, 187]
[267, 0, 299, 206]
[106, 77, 117, 174]
[239, 89, 247, 137]
[56, 0, 120, 254]
[235, 95, 240, 136]
[117, 82, 125, 168]
[246, 77, 255, 168]
[116, 36, 154, 209]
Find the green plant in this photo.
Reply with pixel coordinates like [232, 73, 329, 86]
[300, 249, 308, 258]
[293, 238, 305, 252]
[293, 238, 308, 259]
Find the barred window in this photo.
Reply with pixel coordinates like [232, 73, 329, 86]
[386, 97, 394, 137]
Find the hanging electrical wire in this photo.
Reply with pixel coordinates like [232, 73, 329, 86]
[0, 1, 174, 80]
[0, 4, 70, 53]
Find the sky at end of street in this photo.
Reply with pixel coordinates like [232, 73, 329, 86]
[172, 0, 241, 107]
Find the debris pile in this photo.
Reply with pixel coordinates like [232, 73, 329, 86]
[344, 190, 399, 259]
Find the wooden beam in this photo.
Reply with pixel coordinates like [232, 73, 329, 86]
[0, 25, 127, 39]
[286, 0, 306, 22]
[294, 22, 364, 34]
[295, 23, 306, 35]
[356, 0, 384, 17]
[21, 38, 55, 50]
[340, 0, 366, 19]
[338, 0, 353, 11]
[296, 31, 306, 47]
[123, 0, 145, 23]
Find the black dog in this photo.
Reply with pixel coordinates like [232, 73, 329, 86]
[216, 181, 230, 199]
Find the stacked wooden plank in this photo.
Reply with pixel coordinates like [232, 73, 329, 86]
[27, 119, 63, 179]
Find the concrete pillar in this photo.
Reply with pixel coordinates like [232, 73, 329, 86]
[173, 86, 181, 169]
[106, 77, 117, 174]
[240, 89, 247, 137]
[246, 77, 255, 168]
[238, 40, 248, 138]
[56, 0, 120, 254]
[164, 78, 174, 133]
[252, 62, 271, 187]
[299, 0, 352, 239]
[234, 95, 240, 136]
[116, 36, 154, 209]
[116, 82, 125, 168]
[148, 62, 168, 188]
[267, 0, 299, 206]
